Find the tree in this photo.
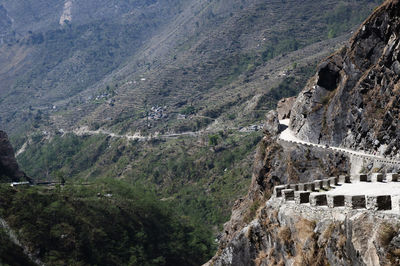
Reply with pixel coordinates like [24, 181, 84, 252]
[208, 134, 219, 147]
[55, 170, 66, 185]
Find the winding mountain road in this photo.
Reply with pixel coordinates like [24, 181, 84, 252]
[278, 119, 400, 166]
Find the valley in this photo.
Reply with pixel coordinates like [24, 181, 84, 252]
[0, 0, 391, 265]
[4, 0, 381, 231]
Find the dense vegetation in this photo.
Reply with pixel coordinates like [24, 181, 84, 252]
[0, 229, 36, 266]
[18, 131, 262, 226]
[0, 180, 215, 265]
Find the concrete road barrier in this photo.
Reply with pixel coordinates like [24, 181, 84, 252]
[322, 179, 331, 190]
[339, 175, 351, 183]
[282, 189, 295, 201]
[327, 195, 345, 208]
[313, 180, 323, 190]
[345, 195, 366, 209]
[386, 173, 399, 182]
[310, 194, 327, 206]
[273, 185, 286, 197]
[295, 191, 311, 204]
[366, 195, 391, 211]
[371, 173, 383, 182]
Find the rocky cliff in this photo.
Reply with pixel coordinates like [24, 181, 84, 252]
[291, 0, 400, 158]
[208, 1, 400, 265]
[211, 197, 400, 266]
[207, 111, 352, 265]
[0, 130, 27, 182]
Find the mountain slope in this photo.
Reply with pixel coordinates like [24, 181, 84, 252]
[7, 0, 383, 230]
[208, 0, 400, 265]
[0, 0, 187, 133]
[0, 181, 215, 265]
[0, 0, 381, 135]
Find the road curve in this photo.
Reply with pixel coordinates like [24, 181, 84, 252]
[278, 119, 400, 166]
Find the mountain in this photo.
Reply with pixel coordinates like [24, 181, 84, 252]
[0, 0, 187, 133]
[1, 0, 382, 232]
[2, 0, 395, 264]
[0, 0, 381, 134]
[208, 0, 400, 265]
[0, 179, 215, 265]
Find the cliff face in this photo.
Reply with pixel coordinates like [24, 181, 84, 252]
[211, 198, 400, 266]
[0, 130, 26, 182]
[210, 111, 350, 259]
[291, 0, 400, 158]
[208, 1, 400, 265]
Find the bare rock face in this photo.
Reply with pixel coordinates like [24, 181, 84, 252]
[290, 0, 400, 157]
[263, 110, 280, 136]
[213, 132, 350, 255]
[277, 97, 296, 120]
[0, 130, 26, 182]
[210, 199, 400, 266]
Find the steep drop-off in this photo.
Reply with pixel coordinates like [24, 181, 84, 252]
[208, 1, 400, 265]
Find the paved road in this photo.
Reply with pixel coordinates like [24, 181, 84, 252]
[278, 119, 400, 166]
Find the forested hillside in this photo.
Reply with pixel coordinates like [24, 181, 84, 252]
[0, 180, 214, 265]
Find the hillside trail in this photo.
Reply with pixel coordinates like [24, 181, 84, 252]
[72, 125, 211, 140]
[15, 120, 264, 156]
[70, 121, 261, 141]
[279, 119, 400, 165]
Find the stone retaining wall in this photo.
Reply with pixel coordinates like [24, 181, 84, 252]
[273, 173, 397, 211]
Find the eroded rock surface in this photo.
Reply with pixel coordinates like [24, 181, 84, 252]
[214, 113, 350, 255]
[277, 97, 296, 120]
[290, 0, 400, 158]
[211, 199, 400, 266]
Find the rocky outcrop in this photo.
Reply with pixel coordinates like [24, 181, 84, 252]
[212, 111, 350, 256]
[0, 130, 27, 182]
[290, 0, 400, 158]
[277, 97, 296, 120]
[211, 198, 400, 266]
